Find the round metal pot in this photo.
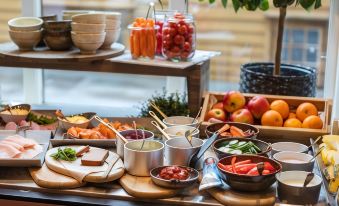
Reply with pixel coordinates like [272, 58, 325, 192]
[162, 125, 199, 141]
[164, 137, 204, 168]
[163, 116, 199, 128]
[117, 129, 154, 159]
[124, 139, 164, 177]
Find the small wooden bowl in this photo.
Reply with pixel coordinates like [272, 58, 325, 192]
[71, 22, 105, 34]
[8, 17, 43, 31]
[206, 122, 259, 139]
[9, 30, 42, 50]
[100, 28, 120, 49]
[72, 13, 106, 24]
[58, 112, 96, 130]
[43, 20, 71, 32]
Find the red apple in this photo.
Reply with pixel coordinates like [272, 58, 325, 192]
[223, 91, 246, 113]
[212, 102, 224, 110]
[247, 96, 270, 119]
[205, 108, 226, 121]
[230, 108, 254, 124]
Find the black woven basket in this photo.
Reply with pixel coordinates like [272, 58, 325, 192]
[239, 62, 316, 97]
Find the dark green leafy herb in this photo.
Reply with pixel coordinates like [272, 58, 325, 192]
[50, 148, 77, 161]
[138, 88, 190, 118]
[27, 112, 57, 125]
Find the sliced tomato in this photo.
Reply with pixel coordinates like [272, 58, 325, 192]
[231, 156, 237, 174]
[235, 164, 257, 174]
[264, 162, 275, 171]
[247, 167, 259, 176]
[235, 159, 251, 166]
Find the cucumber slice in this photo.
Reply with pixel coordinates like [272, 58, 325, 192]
[238, 141, 246, 146]
[223, 147, 233, 153]
[229, 140, 239, 145]
[230, 149, 242, 155]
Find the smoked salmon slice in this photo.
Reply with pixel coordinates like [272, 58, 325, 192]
[1, 140, 25, 151]
[0, 143, 21, 158]
[4, 135, 37, 148]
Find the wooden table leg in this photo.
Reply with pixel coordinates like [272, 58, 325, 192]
[187, 60, 210, 116]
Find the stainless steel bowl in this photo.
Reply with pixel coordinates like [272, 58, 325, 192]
[162, 125, 199, 141]
[117, 129, 154, 159]
[150, 165, 199, 189]
[124, 140, 164, 177]
[164, 137, 204, 168]
[271, 142, 308, 155]
[163, 116, 198, 128]
[276, 171, 322, 204]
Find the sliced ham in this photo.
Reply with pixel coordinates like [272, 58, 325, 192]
[5, 122, 17, 130]
[0, 143, 21, 158]
[1, 140, 25, 151]
[4, 135, 37, 148]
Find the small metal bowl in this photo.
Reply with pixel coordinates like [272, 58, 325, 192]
[0, 104, 31, 123]
[206, 122, 259, 139]
[150, 165, 199, 189]
[58, 112, 96, 130]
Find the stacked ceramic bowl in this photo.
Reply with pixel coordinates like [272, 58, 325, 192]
[8, 17, 43, 51]
[100, 12, 121, 49]
[71, 13, 106, 54]
[43, 20, 72, 51]
[62, 10, 90, 20]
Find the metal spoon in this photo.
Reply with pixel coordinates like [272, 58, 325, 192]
[306, 136, 322, 152]
[192, 107, 202, 124]
[132, 121, 138, 139]
[303, 172, 315, 187]
[150, 101, 168, 119]
[140, 129, 146, 151]
[309, 146, 324, 162]
[55, 109, 70, 122]
[184, 122, 202, 147]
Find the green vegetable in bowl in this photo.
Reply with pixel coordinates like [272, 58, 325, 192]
[27, 112, 57, 125]
[218, 141, 261, 155]
[51, 147, 77, 161]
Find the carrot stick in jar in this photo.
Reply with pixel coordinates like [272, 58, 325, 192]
[133, 30, 141, 59]
[129, 33, 134, 56]
[148, 28, 155, 59]
[140, 28, 147, 57]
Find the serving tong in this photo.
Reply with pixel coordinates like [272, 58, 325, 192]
[149, 102, 168, 119]
[94, 115, 128, 144]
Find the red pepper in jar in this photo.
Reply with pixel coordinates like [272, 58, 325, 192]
[159, 166, 189, 180]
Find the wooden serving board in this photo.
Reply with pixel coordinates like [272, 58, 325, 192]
[119, 174, 178, 199]
[45, 146, 125, 183]
[29, 164, 85, 189]
[207, 186, 276, 206]
[0, 42, 125, 62]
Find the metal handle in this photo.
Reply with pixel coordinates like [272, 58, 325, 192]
[151, 121, 171, 141]
[150, 101, 168, 119]
[94, 115, 128, 144]
[149, 111, 167, 129]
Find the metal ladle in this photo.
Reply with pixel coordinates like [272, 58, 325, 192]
[303, 172, 315, 187]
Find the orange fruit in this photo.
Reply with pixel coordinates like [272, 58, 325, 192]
[270, 100, 289, 119]
[261, 110, 283, 127]
[283, 118, 302, 128]
[288, 112, 297, 119]
[296, 102, 318, 121]
[302, 115, 323, 129]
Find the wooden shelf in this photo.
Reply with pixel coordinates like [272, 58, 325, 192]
[0, 42, 218, 115]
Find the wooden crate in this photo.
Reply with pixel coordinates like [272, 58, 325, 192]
[200, 92, 332, 144]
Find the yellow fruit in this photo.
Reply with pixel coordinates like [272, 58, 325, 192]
[283, 118, 302, 128]
[270, 100, 290, 119]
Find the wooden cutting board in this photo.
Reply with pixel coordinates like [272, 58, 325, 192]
[45, 146, 125, 183]
[119, 174, 178, 199]
[29, 164, 85, 189]
[206, 185, 276, 206]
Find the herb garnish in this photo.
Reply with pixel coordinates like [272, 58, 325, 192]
[50, 147, 77, 161]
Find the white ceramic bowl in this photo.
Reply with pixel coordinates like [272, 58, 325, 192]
[8, 17, 43, 31]
[100, 28, 120, 49]
[273, 151, 314, 172]
[9, 29, 42, 50]
[71, 22, 105, 34]
[72, 13, 106, 24]
[105, 19, 121, 30]
[271, 142, 308, 155]
[163, 116, 199, 128]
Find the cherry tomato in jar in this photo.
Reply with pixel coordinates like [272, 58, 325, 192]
[159, 166, 189, 181]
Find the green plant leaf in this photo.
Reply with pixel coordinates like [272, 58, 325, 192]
[259, 0, 269, 10]
[299, 0, 316, 10]
[232, 0, 241, 12]
[221, 0, 228, 8]
[209, 0, 216, 3]
[314, 0, 321, 9]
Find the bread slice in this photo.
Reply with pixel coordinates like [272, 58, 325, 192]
[81, 148, 109, 166]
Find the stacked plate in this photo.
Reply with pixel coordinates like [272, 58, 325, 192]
[100, 12, 121, 49]
[71, 13, 106, 54]
[8, 17, 43, 51]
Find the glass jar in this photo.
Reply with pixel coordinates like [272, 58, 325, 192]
[162, 13, 196, 62]
[128, 18, 158, 60]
